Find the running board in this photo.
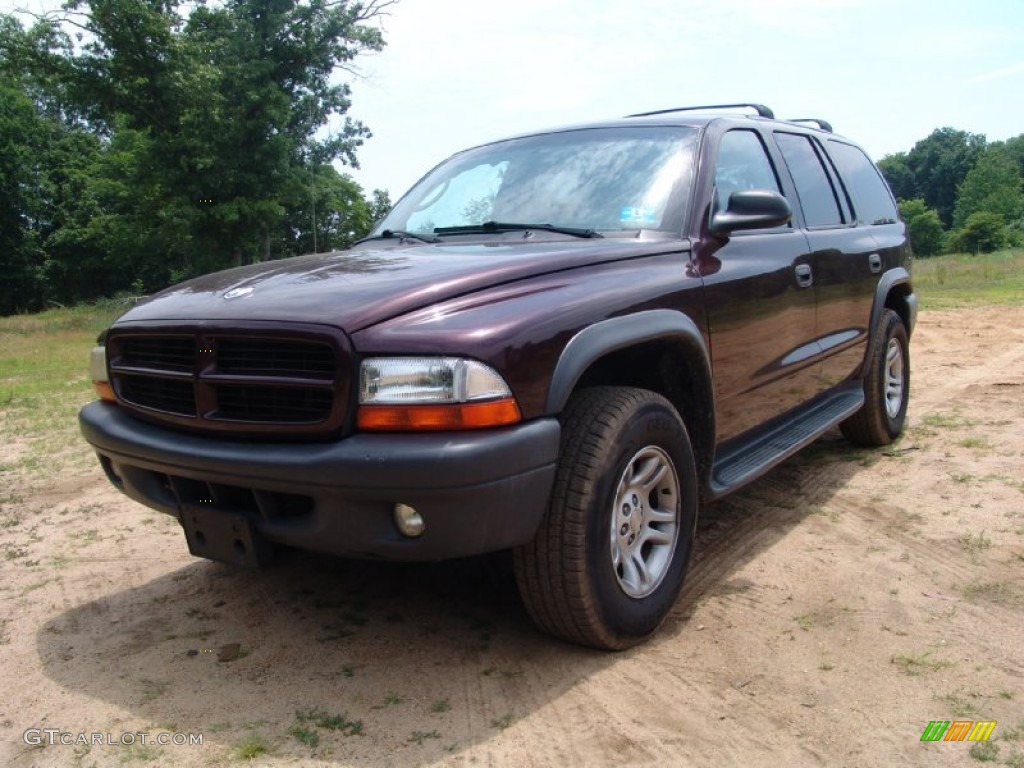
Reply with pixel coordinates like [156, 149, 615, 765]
[709, 387, 864, 499]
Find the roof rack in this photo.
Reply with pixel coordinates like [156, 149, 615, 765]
[786, 118, 833, 133]
[626, 103, 775, 119]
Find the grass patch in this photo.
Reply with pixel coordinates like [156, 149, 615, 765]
[1002, 719, 1024, 741]
[968, 740, 999, 762]
[961, 531, 993, 553]
[914, 249, 1024, 309]
[935, 692, 982, 717]
[408, 730, 440, 745]
[294, 708, 363, 737]
[962, 581, 1016, 606]
[490, 713, 513, 730]
[233, 734, 270, 760]
[891, 650, 953, 676]
[287, 726, 319, 748]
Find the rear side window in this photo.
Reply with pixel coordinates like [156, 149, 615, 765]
[826, 140, 898, 225]
[775, 133, 843, 227]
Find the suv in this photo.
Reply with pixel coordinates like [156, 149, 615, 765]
[80, 103, 916, 650]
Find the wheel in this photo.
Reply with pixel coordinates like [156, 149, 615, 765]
[513, 386, 698, 650]
[840, 308, 909, 446]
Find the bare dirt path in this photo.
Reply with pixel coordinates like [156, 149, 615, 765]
[2, 307, 1022, 768]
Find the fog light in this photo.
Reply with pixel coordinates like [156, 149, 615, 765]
[394, 503, 425, 538]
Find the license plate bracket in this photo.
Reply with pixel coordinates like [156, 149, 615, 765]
[180, 505, 273, 567]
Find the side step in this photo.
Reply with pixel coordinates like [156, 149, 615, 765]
[709, 386, 864, 499]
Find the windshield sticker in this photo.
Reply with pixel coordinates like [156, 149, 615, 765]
[620, 206, 658, 226]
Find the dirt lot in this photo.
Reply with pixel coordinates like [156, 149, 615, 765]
[1, 306, 1023, 768]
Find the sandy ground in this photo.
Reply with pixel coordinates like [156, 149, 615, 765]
[1, 307, 1022, 768]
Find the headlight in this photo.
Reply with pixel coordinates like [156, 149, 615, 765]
[357, 357, 520, 431]
[90, 344, 116, 403]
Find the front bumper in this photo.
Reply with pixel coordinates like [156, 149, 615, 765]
[79, 401, 559, 563]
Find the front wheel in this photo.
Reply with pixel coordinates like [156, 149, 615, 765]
[513, 386, 698, 650]
[841, 308, 909, 446]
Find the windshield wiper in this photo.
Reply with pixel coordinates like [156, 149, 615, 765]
[355, 229, 441, 245]
[434, 221, 603, 239]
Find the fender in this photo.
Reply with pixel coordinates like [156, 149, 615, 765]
[546, 306, 714, 408]
[869, 267, 917, 340]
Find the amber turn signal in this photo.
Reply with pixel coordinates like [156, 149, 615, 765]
[93, 380, 116, 403]
[357, 398, 521, 431]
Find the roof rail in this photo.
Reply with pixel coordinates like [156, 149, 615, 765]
[626, 103, 775, 119]
[786, 118, 833, 133]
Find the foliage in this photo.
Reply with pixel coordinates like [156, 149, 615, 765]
[881, 127, 1023, 257]
[953, 143, 1024, 230]
[901, 127, 988, 228]
[946, 211, 1010, 254]
[897, 199, 943, 257]
[0, 2, 393, 315]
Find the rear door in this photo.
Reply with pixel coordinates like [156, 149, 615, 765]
[773, 131, 880, 389]
[817, 139, 904, 388]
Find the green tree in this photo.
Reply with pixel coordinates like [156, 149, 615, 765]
[878, 152, 916, 201]
[946, 211, 1008, 254]
[367, 188, 392, 224]
[952, 143, 1024, 230]
[897, 199, 943, 257]
[904, 127, 987, 227]
[8, 0, 389, 299]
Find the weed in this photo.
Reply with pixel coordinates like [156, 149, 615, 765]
[295, 709, 363, 737]
[287, 726, 319, 748]
[961, 531, 993, 553]
[340, 665, 355, 677]
[999, 690, 1016, 700]
[1002, 719, 1024, 741]
[962, 581, 1016, 606]
[491, 713, 513, 730]
[951, 473, 975, 484]
[819, 662, 834, 671]
[891, 650, 953, 676]
[233, 734, 269, 760]
[1005, 751, 1024, 768]
[119, 742, 162, 763]
[794, 614, 814, 631]
[408, 730, 441, 745]
[374, 692, 403, 708]
[139, 678, 169, 704]
[968, 740, 999, 762]
[960, 437, 993, 450]
[935, 692, 981, 717]
[430, 698, 451, 713]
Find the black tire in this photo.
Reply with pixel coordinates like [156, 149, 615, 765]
[840, 309, 909, 446]
[513, 386, 698, 650]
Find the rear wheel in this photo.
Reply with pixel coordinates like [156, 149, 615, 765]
[841, 308, 909, 446]
[513, 386, 698, 650]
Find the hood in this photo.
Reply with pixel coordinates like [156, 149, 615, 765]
[114, 237, 686, 332]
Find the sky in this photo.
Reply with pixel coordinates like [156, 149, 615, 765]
[5, 0, 1024, 199]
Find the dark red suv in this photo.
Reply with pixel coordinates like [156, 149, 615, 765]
[80, 103, 916, 649]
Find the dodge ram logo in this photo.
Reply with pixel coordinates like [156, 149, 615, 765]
[223, 286, 254, 300]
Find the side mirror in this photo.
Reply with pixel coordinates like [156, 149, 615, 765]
[709, 190, 792, 238]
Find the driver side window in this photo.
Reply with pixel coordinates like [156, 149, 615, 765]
[714, 130, 782, 213]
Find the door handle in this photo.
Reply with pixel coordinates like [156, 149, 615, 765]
[869, 253, 882, 273]
[795, 264, 813, 288]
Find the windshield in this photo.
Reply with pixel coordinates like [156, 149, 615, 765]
[373, 126, 699, 237]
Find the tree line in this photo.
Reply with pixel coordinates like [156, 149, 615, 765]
[879, 128, 1024, 257]
[0, 0, 393, 317]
